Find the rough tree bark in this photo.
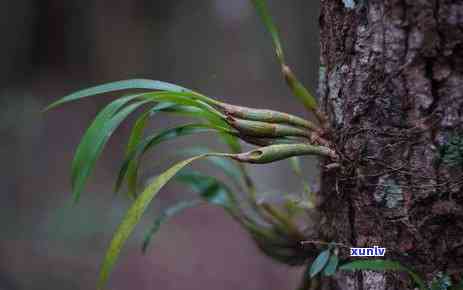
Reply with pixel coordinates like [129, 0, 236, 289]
[317, 0, 463, 289]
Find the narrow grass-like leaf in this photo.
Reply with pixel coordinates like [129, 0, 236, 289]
[45, 80, 224, 117]
[323, 254, 339, 276]
[66, 89, 227, 200]
[137, 90, 222, 113]
[161, 105, 229, 128]
[340, 260, 427, 290]
[176, 170, 238, 209]
[143, 170, 240, 254]
[179, 147, 244, 188]
[71, 95, 137, 186]
[141, 199, 202, 253]
[340, 259, 407, 272]
[45, 79, 194, 111]
[98, 156, 202, 289]
[98, 153, 231, 290]
[71, 96, 148, 202]
[309, 250, 330, 278]
[118, 124, 232, 195]
[249, 0, 320, 115]
[127, 112, 150, 156]
[282, 65, 319, 112]
[289, 157, 313, 205]
[250, 0, 284, 63]
[126, 103, 174, 157]
[115, 124, 234, 196]
[136, 91, 229, 129]
[123, 103, 175, 198]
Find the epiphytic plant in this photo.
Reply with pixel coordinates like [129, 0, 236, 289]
[46, 1, 449, 290]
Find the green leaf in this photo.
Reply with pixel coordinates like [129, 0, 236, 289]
[339, 259, 406, 272]
[45, 79, 193, 111]
[71, 95, 148, 202]
[309, 249, 330, 278]
[45, 80, 224, 118]
[126, 103, 174, 156]
[115, 124, 233, 195]
[339, 260, 427, 290]
[248, 0, 323, 118]
[323, 254, 339, 276]
[283, 67, 318, 111]
[249, 0, 319, 113]
[145, 91, 220, 112]
[141, 199, 202, 253]
[71, 95, 135, 186]
[178, 147, 244, 188]
[250, 0, 284, 63]
[99, 154, 230, 290]
[123, 103, 175, 198]
[142, 170, 240, 253]
[218, 131, 242, 154]
[161, 105, 229, 128]
[126, 111, 150, 156]
[57, 87, 227, 201]
[176, 170, 237, 209]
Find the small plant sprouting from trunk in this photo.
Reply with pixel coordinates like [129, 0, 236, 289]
[46, 1, 460, 290]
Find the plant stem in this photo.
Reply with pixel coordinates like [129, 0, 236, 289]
[260, 202, 305, 240]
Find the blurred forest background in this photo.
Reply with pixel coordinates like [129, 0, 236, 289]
[0, 1, 320, 289]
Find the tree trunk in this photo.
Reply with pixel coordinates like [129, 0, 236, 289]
[317, 0, 463, 289]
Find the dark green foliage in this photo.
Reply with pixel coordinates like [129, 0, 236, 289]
[176, 171, 238, 209]
[309, 250, 330, 278]
[322, 254, 339, 276]
[44, 0, 337, 289]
